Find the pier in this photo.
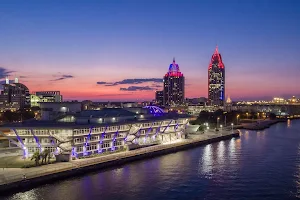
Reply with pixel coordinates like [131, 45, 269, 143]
[0, 130, 239, 194]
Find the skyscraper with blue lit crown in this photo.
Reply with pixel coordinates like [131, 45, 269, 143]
[163, 58, 185, 106]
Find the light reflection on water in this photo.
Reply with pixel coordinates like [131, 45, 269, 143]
[296, 143, 300, 198]
[5, 120, 300, 200]
[200, 144, 213, 178]
[229, 137, 239, 166]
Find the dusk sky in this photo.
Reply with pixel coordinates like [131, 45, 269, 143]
[0, 0, 299, 101]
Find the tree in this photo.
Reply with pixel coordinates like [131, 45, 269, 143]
[40, 151, 45, 164]
[269, 113, 277, 120]
[197, 111, 211, 124]
[198, 125, 205, 132]
[213, 109, 224, 118]
[31, 151, 41, 166]
[40, 149, 50, 164]
[47, 151, 52, 164]
[17, 109, 35, 121]
[2, 110, 19, 122]
[44, 149, 51, 164]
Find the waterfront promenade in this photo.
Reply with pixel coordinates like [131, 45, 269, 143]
[0, 130, 239, 192]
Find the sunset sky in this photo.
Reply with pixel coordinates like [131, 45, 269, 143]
[0, 0, 299, 101]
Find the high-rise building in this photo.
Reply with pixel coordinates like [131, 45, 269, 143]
[163, 58, 185, 106]
[0, 77, 30, 111]
[208, 46, 225, 106]
[155, 91, 164, 106]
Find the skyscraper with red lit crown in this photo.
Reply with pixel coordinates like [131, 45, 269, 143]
[163, 58, 185, 106]
[208, 46, 225, 106]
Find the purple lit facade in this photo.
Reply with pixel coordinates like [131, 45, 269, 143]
[0, 107, 189, 159]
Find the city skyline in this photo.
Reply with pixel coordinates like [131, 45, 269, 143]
[1, 0, 300, 101]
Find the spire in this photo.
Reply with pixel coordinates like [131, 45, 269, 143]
[226, 95, 232, 104]
[214, 45, 219, 54]
[173, 57, 175, 63]
[5, 76, 9, 84]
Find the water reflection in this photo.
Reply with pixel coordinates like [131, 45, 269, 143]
[256, 130, 265, 141]
[287, 119, 291, 128]
[228, 138, 239, 165]
[244, 130, 249, 141]
[217, 141, 225, 164]
[200, 144, 213, 178]
[296, 143, 300, 198]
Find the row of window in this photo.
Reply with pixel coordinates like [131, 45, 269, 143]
[28, 147, 40, 153]
[113, 140, 123, 146]
[72, 127, 183, 143]
[137, 125, 184, 134]
[27, 146, 56, 153]
[86, 144, 97, 151]
[75, 140, 124, 152]
[74, 133, 126, 144]
[73, 125, 131, 135]
[44, 147, 56, 153]
[26, 138, 55, 144]
[16, 129, 61, 136]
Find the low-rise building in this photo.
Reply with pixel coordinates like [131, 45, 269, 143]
[39, 102, 82, 120]
[155, 91, 164, 106]
[0, 106, 189, 160]
[31, 91, 62, 107]
[187, 105, 220, 116]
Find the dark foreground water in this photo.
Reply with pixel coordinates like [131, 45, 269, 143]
[4, 120, 300, 200]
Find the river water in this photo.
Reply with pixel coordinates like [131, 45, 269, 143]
[4, 120, 300, 200]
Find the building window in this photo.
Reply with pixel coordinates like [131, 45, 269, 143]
[77, 146, 83, 152]
[104, 134, 111, 139]
[101, 142, 110, 148]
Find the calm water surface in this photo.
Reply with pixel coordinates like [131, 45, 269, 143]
[4, 120, 300, 200]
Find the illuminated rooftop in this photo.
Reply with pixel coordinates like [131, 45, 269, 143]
[165, 58, 184, 77]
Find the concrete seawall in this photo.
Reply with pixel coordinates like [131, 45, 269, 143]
[241, 119, 286, 130]
[0, 131, 239, 195]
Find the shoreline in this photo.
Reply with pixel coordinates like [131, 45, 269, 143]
[0, 130, 239, 195]
[239, 119, 287, 131]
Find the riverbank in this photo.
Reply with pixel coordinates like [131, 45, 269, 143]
[239, 119, 287, 130]
[0, 130, 239, 194]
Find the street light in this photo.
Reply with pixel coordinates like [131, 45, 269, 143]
[220, 125, 223, 132]
[231, 123, 234, 132]
[217, 117, 220, 129]
[246, 112, 249, 119]
[224, 115, 227, 127]
[236, 115, 240, 125]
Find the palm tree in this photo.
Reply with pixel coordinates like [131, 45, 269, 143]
[44, 149, 51, 164]
[40, 151, 45, 164]
[46, 150, 52, 164]
[40, 149, 50, 164]
[31, 151, 41, 166]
